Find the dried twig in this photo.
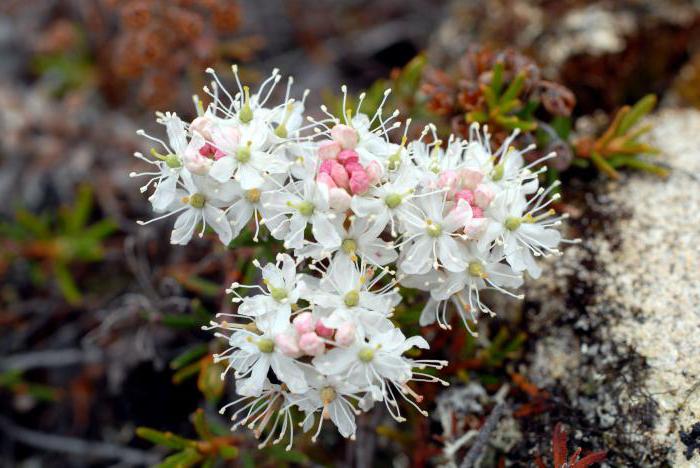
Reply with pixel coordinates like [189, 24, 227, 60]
[0, 348, 102, 371]
[459, 402, 508, 468]
[0, 415, 159, 465]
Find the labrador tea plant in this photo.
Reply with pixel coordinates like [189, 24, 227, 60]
[131, 65, 564, 449]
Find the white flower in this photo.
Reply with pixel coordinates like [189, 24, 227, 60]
[398, 191, 472, 275]
[131, 113, 191, 212]
[350, 160, 422, 236]
[304, 255, 399, 336]
[312, 328, 439, 422]
[230, 254, 301, 319]
[295, 216, 397, 266]
[216, 308, 307, 396]
[261, 179, 341, 250]
[208, 119, 288, 188]
[219, 381, 298, 449]
[479, 186, 562, 278]
[404, 247, 523, 334]
[224, 176, 283, 241]
[291, 371, 362, 441]
[137, 171, 236, 245]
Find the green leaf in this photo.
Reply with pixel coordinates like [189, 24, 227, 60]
[490, 62, 504, 97]
[170, 344, 209, 371]
[161, 313, 208, 329]
[550, 116, 572, 140]
[218, 444, 239, 460]
[192, 409, 213, 440]
[241, 453, 256, 468]
[64, 185, 93, 234]
[499, 72, 526, 105]
[156, 448, 203, 468]
[617, 94, 656, 136]
[172, 361, 201, 385]
[197, 359, 224, 401]
[262, 445, 308, 463]
[53, 262, 82, 304]
[136, 428, 192, 450]
[25, 383, 60, 402]
[83, 218, 118, 240]
[590, 152, 620, 179]
[15, 210, 50, 239]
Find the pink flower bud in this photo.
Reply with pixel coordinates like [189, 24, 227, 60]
[293, 312, 315, 335]
[274, 333, 300, 357]
[471, 206, 483, 218]
[319, 159, 334, 175]
[454, 189, 475, 205]
[199, 142, 217, 158]
[334, 322, 355, 346]
[337, 149, 360, 166]
[331, 124, 358, 150]
[366, 161, 383, 185]
[461, 168, 484, 189]
[343, 160, 364, 175]
[349, 169, 370, 195]
[474, 184, 494, 209]
[330, 161, 350, 190]
[315, 320, 334, 338]
[318, 140, 341, 160]
[317, 172, 337, 189]
[329, 187, 352, 212]
[190, 116, 214, 140]
[299, 332, 325, 356]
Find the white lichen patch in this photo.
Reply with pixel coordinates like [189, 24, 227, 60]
[522, 109, 700, 466]
[601, 109, 700, 467]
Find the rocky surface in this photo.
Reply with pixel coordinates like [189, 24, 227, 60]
[523, 108, 700, 466]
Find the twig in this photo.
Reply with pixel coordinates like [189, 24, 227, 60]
[0, 348, 103, 371]
[0, 415, 159, 465]
[459, 402, 508, 468]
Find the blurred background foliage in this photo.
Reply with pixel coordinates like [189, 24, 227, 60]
[1, 0, 700, 466]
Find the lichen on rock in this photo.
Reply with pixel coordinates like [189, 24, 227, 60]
[522, 109, 700, 466]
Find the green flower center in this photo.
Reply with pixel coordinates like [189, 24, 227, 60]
[492, 163, 505, 181]
[426, 220, 442, 238]
[344, 290, 360, 307]
[165, 154, 182, 169]
[505, 216, 522, 231]
[256, 338, 275, 353]
[239, 86, 254, 124]
[297, 201, 315, 217]
[269, 287, 288, 302]
[189, 193, 206, 209]
[468, 261, 486, 278]
[358, 347, 374, 363]
[341, 239, 357, 255]
[385, 193, 403, 209]
[236, 143, 252, 163]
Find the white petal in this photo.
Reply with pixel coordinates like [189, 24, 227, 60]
[149, 173, 178, 212]
[270, 354, 307, 393]
[311, 214, 342, 249]
[204, 205, 233, 245]
[170, 209, 198, 245]
[236, 358, 269, 396]
[329, 400, 356, 438]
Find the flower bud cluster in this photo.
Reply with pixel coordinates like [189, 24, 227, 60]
[132, 67, 565, 448]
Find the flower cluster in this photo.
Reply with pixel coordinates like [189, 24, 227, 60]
[132, 66, 564, 448]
